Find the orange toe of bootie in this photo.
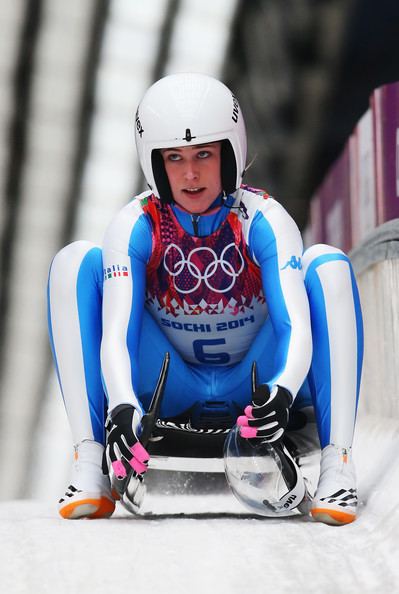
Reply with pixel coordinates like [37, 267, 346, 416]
[58, 488, 115, 519]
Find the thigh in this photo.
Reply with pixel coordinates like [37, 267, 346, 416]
[133, 310, 215, 418]
[210, 316, 278, 407]
[212, 315, 312, 409]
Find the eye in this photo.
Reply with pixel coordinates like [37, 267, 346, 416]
[197, 150, 211, 159]
[165, 153, 182, 162]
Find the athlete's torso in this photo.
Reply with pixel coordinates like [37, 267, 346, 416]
[101, 184, 312, 408]
[141, 189, 268, 365]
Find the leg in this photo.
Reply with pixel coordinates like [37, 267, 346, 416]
[132, 310, 218, 419]
[303, 244, 363, 449]
[303, 244, 363, 525]
[48, 241, 114, 519]
[48, 241, 106, 445]
[207, 314, 312, 414]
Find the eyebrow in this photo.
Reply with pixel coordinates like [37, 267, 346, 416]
[161, 144, 216, 153]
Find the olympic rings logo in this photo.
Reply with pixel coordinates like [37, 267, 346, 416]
[163, 242, 245, 294]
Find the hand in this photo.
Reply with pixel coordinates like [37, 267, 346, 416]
[102, 404, 150, 507]
[237, 384, 293, 442]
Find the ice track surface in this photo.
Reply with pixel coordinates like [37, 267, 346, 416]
[1, 414, 398, 594]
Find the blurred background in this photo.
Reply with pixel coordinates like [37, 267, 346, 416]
[0, 0, 398, 501]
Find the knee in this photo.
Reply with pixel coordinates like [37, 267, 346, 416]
[302, 243, 349, 276]
[302, 244, 352, 296]
[49, 240, 101, 289]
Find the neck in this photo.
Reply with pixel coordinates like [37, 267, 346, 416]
[173, 193, 224, 216]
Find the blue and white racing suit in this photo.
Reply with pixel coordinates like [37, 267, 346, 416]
[47, 185, 363, 450]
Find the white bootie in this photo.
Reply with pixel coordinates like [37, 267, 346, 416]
[311, 444, 357, 525]
[58, 440, 116, 519]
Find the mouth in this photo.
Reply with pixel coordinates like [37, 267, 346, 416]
[182, 187, 205, 196]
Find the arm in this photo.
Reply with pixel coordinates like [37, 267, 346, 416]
[249, 199, 312, 399]
[101, 204, 152, 413]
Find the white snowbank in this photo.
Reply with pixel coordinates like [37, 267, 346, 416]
[1, 413, 398, 594]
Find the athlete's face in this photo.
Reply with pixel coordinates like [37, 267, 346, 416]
[161, 142, 222, 213]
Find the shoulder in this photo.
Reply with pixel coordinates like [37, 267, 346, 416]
[238, 184, 271, 201]
[103, 190, 153, 252]
[232, 184, 299, 240]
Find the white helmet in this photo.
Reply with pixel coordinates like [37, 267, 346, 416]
[135, 72, 247, 203]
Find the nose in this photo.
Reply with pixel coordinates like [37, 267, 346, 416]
[183, 160, 199, 182]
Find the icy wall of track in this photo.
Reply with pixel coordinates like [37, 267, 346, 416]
[351, 220, 399, 420]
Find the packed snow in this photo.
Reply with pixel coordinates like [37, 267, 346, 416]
[1, 413, 398, 594]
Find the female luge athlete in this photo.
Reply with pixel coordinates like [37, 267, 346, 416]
[48, 72, 363, 525]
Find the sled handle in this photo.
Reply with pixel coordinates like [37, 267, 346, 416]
[251, 361, 257, 395]
[140, 352, 170, 445]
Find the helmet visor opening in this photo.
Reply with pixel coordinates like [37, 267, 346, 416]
[151, 140, 238, 203]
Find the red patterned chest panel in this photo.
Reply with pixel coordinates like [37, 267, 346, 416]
[143, 196, 264, 317]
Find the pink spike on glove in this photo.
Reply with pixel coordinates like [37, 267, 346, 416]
[128, 442, 149, 475]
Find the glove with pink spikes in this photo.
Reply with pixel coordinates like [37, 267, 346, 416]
[237, 384, 293, 443]
[102, 404, 149, 498]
